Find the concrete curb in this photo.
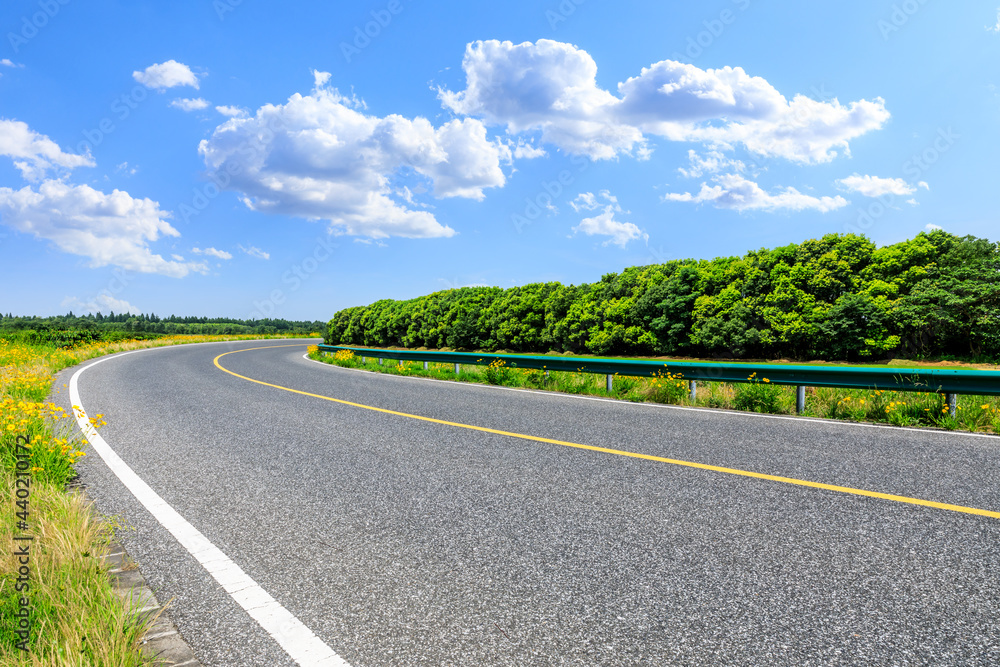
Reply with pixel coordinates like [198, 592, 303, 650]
[98, 540, 203, 666]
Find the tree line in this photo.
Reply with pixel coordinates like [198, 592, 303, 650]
[1, 313, 325, 347]
[326, 230, 1000, 361]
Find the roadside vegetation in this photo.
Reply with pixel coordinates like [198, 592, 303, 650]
[326, 230, 1000, 364]
[309, 347, 1000, 435]
[1, 333, 317, 664]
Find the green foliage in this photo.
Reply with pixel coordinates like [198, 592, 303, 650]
[326, 231, 1000, 362]
[484, 359, 512, 385]
[643, 370, 689, 404]
[732, 374, 785, 414]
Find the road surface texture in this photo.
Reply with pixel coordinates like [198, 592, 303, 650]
[56, 340, 1000, 666]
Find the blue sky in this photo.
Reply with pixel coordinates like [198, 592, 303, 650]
[1, 0, 998, 320]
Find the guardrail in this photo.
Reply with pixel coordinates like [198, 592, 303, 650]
[317, 344, 1000, 415]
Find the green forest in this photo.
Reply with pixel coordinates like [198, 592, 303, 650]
[326, 230, 1000, 362]
[0, 312, 324, 346]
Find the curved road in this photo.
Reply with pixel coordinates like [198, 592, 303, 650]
[57, 340, 1000, 666]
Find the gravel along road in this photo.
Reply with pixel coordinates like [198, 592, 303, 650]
[58, 340, 1000, 666]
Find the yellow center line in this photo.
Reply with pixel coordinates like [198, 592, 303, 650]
[215, 345, 1000, 521]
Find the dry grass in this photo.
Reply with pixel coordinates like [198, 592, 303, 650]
[0, 479, 156, 665]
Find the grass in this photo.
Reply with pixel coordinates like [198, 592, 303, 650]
[0, 480, 156, 666]
[309, 347, 1000, 435]
[1, 333, 317, 664]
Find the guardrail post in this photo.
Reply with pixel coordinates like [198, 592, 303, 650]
[947, 393, 958, 417]
[361, 356, 366, 364]
[796, 386, 806, 414]
[606, 374, 613, 393]
[454, 363, 460, 375]
[399, 360, 404, 369]
[689, 380, 697, 402]
[423, 361, 428, 370]
[378, 358, 383, 366]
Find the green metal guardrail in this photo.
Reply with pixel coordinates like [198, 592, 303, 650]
[317, 344, 1000, 414]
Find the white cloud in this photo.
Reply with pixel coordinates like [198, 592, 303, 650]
[918, 181, 930, 190]
[192, 246, 233, 260]
[116, 162, 138, 176]
[678, 150, 745, 178]
[0, 180, 206, 277]
[511, 140, 547, 159]
[440, 39, 645, 161]
[571, 192, 599, 212]
[989, 9, 1000, 32]
[570, 190, 642, 247]
[571, 189, 620, 213]
[0, 119, 94, 181]
[664, 173, 848, 213]
[837, 173, 916, 197]
[199, 83, 511, 239]
[618, 61, 889, 164]
[572, 206, 647, 248]
[926, 223, 943, 231]
[238, 244, 270, 260]
[313, 69, 332, 87]
[0, 59, 22, 75]
[62, 293, 141, 315]
[133, 60, 201, 90]
[215, 105, 248, 117]
[170, 97, 210, 112]
[440, 40, 889, 164]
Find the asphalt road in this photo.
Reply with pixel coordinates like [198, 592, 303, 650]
[55, 340, 1000, 666]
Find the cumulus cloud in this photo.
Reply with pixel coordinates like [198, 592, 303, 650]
[62, 293, 141, 316]
[133, 60, 201, 90]
[570, 190, 646, 248]
[570, 192, 599, 212]
[511, 139, 547, 159]
[664, 173, 848, 213]
[617, 60, 888, 164]
[0, 119, 94, 181]
[215, 105, 248, 117]
[440, 39, 646, 160]
[990, 9, 1000, 32]
[312, 69, 332, 87]
[170, 97, 210, 111]
[926, 223, 943, 231]
[0, 180, 206, 277]
[440, 40, 889, 164]
[238, 244, 270, 260]
[192, 246, 232, 260]
[678, 150, 745, 179]
[572, 208, 647, 248]
[571, 189, 619, 212]
[198, 83, 511, 239]
[837, 174, 916, 197]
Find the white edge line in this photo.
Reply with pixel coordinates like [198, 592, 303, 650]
[302, 353, 1000, 443]
[70, 347, 350, 667]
